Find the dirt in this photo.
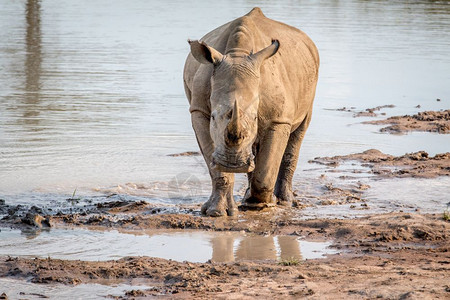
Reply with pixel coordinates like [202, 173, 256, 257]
[326, 104, 395, 117]
[353, 105, 396, 117]
[0, 212, 449, 299]
[167, 151, 201, 157]
[0, 180, 376, 234]
[310, 149, 450, 178]
[364, 110, 450, 134]
[328, 107, 449, 133]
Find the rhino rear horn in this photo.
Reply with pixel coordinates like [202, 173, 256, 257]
[188, 39, 223, 65]
[251, 39, 280, 64]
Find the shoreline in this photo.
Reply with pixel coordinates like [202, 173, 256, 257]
[1, 109, 449, 299]
[1, 211, 449, 299]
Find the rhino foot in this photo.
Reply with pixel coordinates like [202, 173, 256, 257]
[201, 194, 237, 217]
[275, 189, 294, 207]
[239, 194, 276, 211]
[239, 202, 275, 211]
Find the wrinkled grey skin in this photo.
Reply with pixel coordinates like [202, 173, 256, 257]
[183, 7, 319, 216]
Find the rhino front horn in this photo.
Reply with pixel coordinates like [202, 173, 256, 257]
[225, 99, 245, 146]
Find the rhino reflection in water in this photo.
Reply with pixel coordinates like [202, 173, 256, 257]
[183, 7, 319, 216]
[211, 235, 302, 262]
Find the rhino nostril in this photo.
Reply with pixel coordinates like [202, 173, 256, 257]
[226, 131, 245, 145]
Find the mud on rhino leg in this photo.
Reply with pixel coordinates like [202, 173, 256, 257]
[240, 123, 291, 210]
[201, 172, 236, 217]
[191, 111, 237, 216]
[274, 113, 312, 206]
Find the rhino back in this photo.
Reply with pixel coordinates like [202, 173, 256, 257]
[184, 7, 319, 128]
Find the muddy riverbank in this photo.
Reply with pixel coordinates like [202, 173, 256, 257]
[364, 109, 450, 134]
[1, 139, 449, 298]
[0, 211, 449, 299]
[310, 149, 450, 178]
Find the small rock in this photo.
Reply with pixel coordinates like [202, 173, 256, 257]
[42, 216, 53, 227]
[22, 213, 44, 227]
[125, 290, 145, 297]
[320, 199, 337, 205]
[21, 214, 52, 228]
[210, 267, 221, 276]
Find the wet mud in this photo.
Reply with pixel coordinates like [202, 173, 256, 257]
[1, 176, 450, 299]
[0, 212, 448, 299]
[310, 149, 450, 178]
[1, 111, 449, 298]
[0, 182, 371, 233]
[326, 104, 395, 117]
[364, 109, 450, 134]
[1, 150, 449, 298]
[167, 151, 201, 157]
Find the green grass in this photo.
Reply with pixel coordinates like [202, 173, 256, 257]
[67, 188, 81, 204]
[443, 209, 450, 221]
[443, 203, 450, 221]
[278, 257, 301, 266]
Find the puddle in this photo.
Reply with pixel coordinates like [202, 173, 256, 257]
[0, 227, 337, 263]
[0, 277, 150, 300]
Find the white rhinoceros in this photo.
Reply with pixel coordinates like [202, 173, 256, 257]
[183, 7, 319, 216]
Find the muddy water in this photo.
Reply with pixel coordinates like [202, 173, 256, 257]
[1, 1, 449, 208]
[0, 227, 337, 262]
[0, 278, 151, 300]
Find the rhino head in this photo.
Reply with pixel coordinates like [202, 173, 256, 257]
[188, 39, 279, 173]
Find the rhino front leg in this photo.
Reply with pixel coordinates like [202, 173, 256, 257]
[240, 123, 291, 210]
[274, 113, 312, 206]
[191, 111, 237, 217]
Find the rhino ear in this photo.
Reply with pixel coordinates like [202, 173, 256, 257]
[251, 39, 280, 64]
[188, 39, 224, 65]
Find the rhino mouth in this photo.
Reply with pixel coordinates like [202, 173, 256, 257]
[211, 152, 255, 173]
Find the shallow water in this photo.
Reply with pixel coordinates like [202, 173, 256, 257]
[0, 227, 337, 262]
[0, 277, 150, 300]
[0, 1, 449, 209]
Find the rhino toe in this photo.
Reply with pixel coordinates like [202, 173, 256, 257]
[201, 197, 230, 217]
[274, 185, 295, 207]
[207, 208, 226, 217]
[240, 193, 276, 211]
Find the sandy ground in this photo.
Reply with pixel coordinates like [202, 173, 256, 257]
[1, 110, 449, 299]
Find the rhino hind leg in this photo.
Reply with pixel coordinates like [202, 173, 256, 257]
[191, 111, 237, 217]
[275, 113, 312, 206]
[239, 123, 291, 210]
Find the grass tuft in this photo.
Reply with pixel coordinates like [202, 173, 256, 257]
[443, 210, 450, 221]
[444, 203, 450, 221]
[279, 257, 301, 266]
[67, 188, 81, 205]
